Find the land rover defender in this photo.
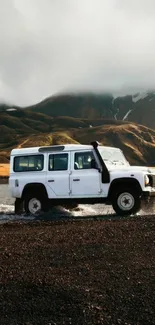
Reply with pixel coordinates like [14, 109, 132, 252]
[9, 141, 155, 216]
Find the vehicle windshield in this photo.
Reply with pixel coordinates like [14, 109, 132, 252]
[98, 147, 130, 166]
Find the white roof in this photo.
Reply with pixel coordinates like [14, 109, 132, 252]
[11, 144, 119, 156]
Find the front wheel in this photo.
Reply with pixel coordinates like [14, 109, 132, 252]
[112, 188, 141, 216]
[24, 195, 48, 216]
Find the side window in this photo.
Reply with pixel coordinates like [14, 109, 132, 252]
[14, 155, 44, 172]
[49, 153, 68, 171]
[74, 151, 95, 170]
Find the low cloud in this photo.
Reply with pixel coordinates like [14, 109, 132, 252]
[0, 0, 155, 105]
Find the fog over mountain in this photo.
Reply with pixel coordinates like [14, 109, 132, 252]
[0, 0, 155, 106]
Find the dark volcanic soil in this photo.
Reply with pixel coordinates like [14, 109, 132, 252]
[0, 216, 155, 325]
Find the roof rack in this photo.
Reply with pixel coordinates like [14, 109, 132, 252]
[38, 145, 65, 153]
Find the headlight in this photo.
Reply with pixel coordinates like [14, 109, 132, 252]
[144, 175, 150, 186]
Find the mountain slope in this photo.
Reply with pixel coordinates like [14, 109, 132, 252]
[2, 91, 155, 129]
[1, 91, 155, 166]
[26, 93, 115, 119]
[124, 93, 155, 129]
[26, 92, 155, 130]
[1, 121, 155, 166]
[75, 123, 155, 165]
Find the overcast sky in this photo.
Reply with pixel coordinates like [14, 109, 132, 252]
[0, 0, 155, 106]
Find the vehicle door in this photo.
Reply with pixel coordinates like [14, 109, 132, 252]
[46, 152, 70, 197]
[70, 150, 102, 197]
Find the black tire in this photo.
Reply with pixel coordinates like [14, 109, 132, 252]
[15, 198, 24, 215]
[24, 194, 48, 215]
[112, 188, 141, 216]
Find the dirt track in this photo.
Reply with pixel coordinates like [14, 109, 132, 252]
[0, 216, 155, 325]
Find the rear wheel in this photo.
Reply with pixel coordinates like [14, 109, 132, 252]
[112, 188, 141, 216]
[24, 194, 48, 216]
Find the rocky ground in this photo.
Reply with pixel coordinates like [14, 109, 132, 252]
[0, 215, 155, 325]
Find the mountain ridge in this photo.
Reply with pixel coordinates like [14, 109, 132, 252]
[25, 91, 155, 129]
[1, 90, 155, 126]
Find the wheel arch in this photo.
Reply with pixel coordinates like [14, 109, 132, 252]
[22, 183, 48, 199]
[108, 177, 142, 200]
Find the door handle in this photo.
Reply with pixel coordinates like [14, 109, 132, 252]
[73, 178, 80, 181]
[48, 180, 55, 182]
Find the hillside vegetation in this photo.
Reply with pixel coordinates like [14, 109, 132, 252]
[1, 92, 155, 167]
[1, 116, 155, 167]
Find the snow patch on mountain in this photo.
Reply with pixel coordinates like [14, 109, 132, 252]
[132, 92, 148, 103]
[123, 110, 132, 121]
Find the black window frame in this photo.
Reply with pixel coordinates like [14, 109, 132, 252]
[48, 153, 69, 171]
[74, 151, 95, 170]
[13, 154, 44, 172]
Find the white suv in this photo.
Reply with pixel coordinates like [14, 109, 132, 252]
[9, 141, 155, 216]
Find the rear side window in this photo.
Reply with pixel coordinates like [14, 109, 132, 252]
[49, 153, 68, 171]
[14, 155, 44, 172]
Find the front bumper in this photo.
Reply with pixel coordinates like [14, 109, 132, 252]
[142, 190, 155, 199]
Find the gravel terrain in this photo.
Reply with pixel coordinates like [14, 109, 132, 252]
[0, 185, 155, 324]
[0, 216, 155, 325]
